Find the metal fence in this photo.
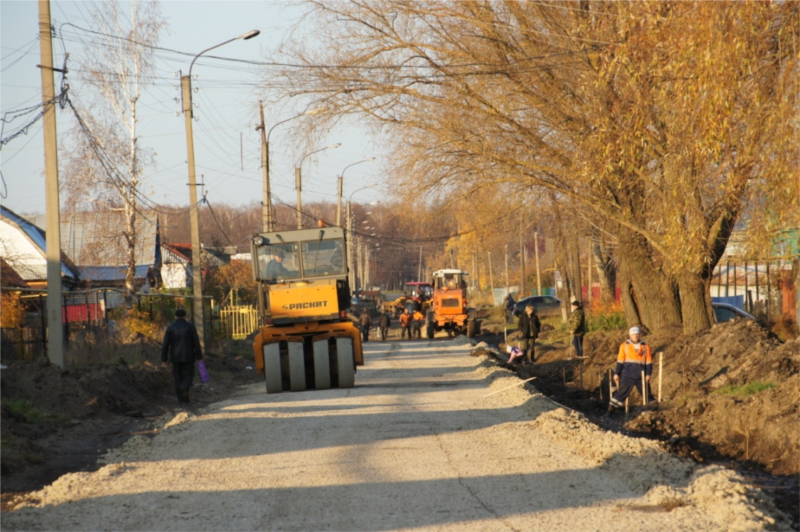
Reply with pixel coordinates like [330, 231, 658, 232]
[219, 305, 258, 340]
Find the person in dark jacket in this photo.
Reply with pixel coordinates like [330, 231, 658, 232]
[504, 293, 516, 324]
[607, 327, 652, 416]
[377, 312, 391, 341]
[568, 300, 587, 358]
[359, 311, 372, 343]
[517, 304, 541, 364]
[161, 308, 203, 403]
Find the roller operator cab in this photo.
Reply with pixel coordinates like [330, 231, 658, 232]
[425, 269, 480, 339]
[251, 227, 363, 393]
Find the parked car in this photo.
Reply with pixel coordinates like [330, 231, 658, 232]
[712, 302, 755, 323]
[512, 295, 563, 318]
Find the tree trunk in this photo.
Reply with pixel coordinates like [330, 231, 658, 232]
[678, 273, 713, 334]
[591, 228, 616, 305]
[617, 228, 682, 332]
[617, 257, 641, 328]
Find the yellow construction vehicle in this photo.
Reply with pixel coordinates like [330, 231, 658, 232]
[251, 226, 363, 393]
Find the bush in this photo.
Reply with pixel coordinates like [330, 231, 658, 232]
[587, 300, 627, 332]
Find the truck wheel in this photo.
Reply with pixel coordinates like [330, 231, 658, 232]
[426, 323, 435, 339]
[466, 319, 476, 338]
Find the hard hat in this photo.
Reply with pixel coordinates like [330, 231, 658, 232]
[629, 326, 642, 335]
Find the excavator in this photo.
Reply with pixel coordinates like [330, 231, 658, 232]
[250, 226, 363, 393]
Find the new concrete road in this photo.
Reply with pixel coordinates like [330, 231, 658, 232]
[3, 339, 786, 531]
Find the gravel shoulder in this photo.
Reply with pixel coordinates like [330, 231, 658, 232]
[3, 338, 790, 531]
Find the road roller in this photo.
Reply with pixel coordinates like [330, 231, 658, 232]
[250, 226, 363, 393]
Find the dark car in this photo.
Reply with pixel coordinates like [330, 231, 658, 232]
[512, 295, 563, 318]
[712, 302, 755, 323]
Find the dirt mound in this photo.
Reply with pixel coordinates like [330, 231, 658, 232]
[505, 319, 800, 528]
[533, 320, 799, 475]
[1, 339, 262, 497]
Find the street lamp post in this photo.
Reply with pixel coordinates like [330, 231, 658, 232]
[295, 143, 340, 229]
[256, 107, 324, 232]
[346, 184, 377, 290]
[182, 29, 259, 349]
[337, 157, 375, 226]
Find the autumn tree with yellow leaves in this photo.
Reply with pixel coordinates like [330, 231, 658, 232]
[270, 0, 798, 333]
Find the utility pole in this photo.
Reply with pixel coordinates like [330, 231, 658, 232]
[472, 252, 476, 291]
[365, 245, 370, 288]
[337, 175, 343, 227]
[504, 244, 509, 296]
[39, 0, 64, 368]
[180, 30, 260, 352]
[418, 246, 422, 281]
[519, 211, 525, 297]
[356, 237, 362, 290]
[488, 251, 494, 296]
[347, 201, 354, 290]
[587, 239, 593, 305]
[534, 231, 542, 296]
[295, 166, 303, 229]
[181, 72, 205, 350]
[257, 101, 273, 231]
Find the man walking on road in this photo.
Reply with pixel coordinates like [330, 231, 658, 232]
[608, 327, 652, 416]
[161, 308, 203, 404]
[359, 311, 372, 343]
[399, 308, 413, 340]
[568, 300, 586, 358]
[518, 304, 541, 363]
[377, 312, 390, 341]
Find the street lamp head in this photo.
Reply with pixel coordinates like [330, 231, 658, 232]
[239, 30, 261, 40]
[329, 143, 342, 149]
[366, 157, 376, 162]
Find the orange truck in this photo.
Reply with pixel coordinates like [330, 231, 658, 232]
[251, 226, 363, 393]
[425, 269, 480, 338]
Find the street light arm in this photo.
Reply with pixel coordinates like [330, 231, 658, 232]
[349, 183, 378, 203]
[189, 29, 260, 78]
[341, 157, 376, 179]
[297, 143, 340, 167]
[267, 107, 326, 141]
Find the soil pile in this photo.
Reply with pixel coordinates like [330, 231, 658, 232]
[1, 339, 262, 499]
[491, 318, 799, 527]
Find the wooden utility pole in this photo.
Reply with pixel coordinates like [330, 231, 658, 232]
[295, 167, 303, 229]
[488, 251, 494, 296]
[519, 212, 525, 297]
[534, 231, 542, 296]
[504, 244, 509, 295]
[257, 102, 273, 231]
[39, 0, 64, 367]
[347, 201, 354, 289]
[587, 239, 592, 305]
[418, 246, 423, 281]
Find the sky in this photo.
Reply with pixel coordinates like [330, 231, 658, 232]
[0, 0, 386, 218]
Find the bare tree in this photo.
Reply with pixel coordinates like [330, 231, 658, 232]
[60, 0, 167, 294]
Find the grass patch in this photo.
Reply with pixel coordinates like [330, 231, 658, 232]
[713, 381, 776, 397]
[5, 398, 71, 424]
[6, 399, 49, 423]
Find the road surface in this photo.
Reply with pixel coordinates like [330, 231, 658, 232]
[4, 338, 786, 531]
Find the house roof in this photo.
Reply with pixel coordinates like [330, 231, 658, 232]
[162, 243, 227, 267]
[0, 205, 80, 283]
[58, 211, 157, 267]
[79, 265, 150, 282]
[1, 258, 29, 288]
